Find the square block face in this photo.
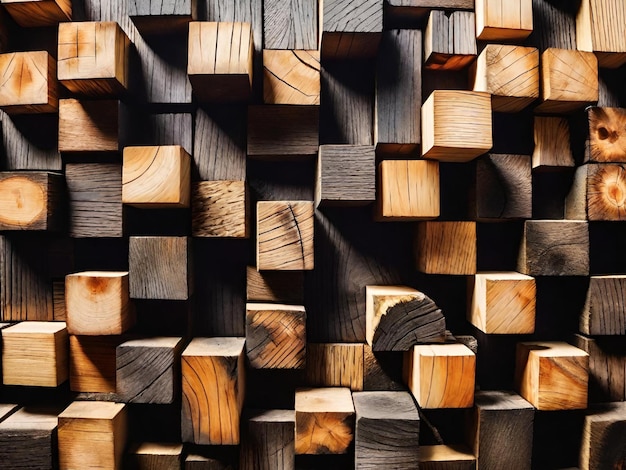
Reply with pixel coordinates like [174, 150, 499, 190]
[416, 222, 477, 275]
[582, 276, 626, 335]
[264, 50, 320, 105]
[59, 99, 121, 152]
[2, 0, 71, 27]
[587, 107, 626, 164]
[191, 181, 248, 238]
[0, 51, 57, 113]
[318, 145, 376, 206]
[306, 343, 364, 391]
[322, 0, 383, 34]
[476, 0, 533, 41]
[584, 163, 626, 221]
[0, 172, 57, 231]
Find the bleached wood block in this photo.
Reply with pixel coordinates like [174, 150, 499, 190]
[580, 276, 626, 336]
[0, 51, 57, 114]
[425, 10, 476, 71]
[419, 445, 476, 470]
[305, 343, 364, 391]
[240, 410, 295, 470]
[475, 0, 533, 41]
[263, 50, 320, 105]
[566, 163, 626, 221]
[127, 442, 184, 470]
[577, 0, 626, 68]
[192, 181, 248, 238]
[532, 116, 574, 169]
[129, 0, 198, 34]
[415, 221, 477, 275]
[586, 107, 626, 163]
[69, 335, 122, 393]
[1, 0, 71, 27]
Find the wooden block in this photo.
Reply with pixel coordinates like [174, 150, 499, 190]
[415, 221, 477, 275]
[577, 0, 626, 68]
[1, 112, 61, 171]
[515, 341, 589, 410]
[363, 345, 405, 391]
[185, 453, 232, 470]
[181, 337, 246, 445]
[58, 21, 130, 96]
[574, 334, 626, 402]
[316, 145, 376, 207]
[472, 45, 539, 113]
[69, 335, 122, 393]
[129, 0, 198, 34]
[425, 10, 476, 71]
[532, 116, 574, 169]
[295, 387, 354, 455]
[246, 303, 306, 369]
[0, 51, 57, 114]
[566, 163, 626, 221]
[129, 236, 192, 300]
[421, 90, 492, 162]
[353, 391, 419, 469]
[188, 22, 253, 102]
[581, 402, 626, 470]
[127, 442, 184, 470]
[264, 0, 317, 50]
[240, 409, 295, 470]
[580, 276, 626, 336]
[1, 321, 68, 386]
[376, 160, 440, 221]
[419, 445, 476, 470]
[1, 0, 71, 27]
[518, 220, 589, 276]
[586, 107, 626, 163]
[53, 280, 66, 321]
[58, 401, 127, 470]
[123, 146, 191, 209]
[469, 272, 536, 334]
[535, 48, 598, 114]
[246, 266, 304, 304]
[305, 343, 364, 391]
[475, 0, 533, 41]
[263, 50, 320, 105]
[192, 181, 249, 238]
[257, 201, 314, 271]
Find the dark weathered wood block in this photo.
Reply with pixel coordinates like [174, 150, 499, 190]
[126, 442, 184, 470]
[580, 276, 626, 335]
[581, 402, 626, 469]
[264, 0, 317, 50]
[240, 410, 296, 470]
[1, 112, 61, 171]
[0, 51, 57, 114]
[129, 0, 198, 34]
[574, 334, 626, 402]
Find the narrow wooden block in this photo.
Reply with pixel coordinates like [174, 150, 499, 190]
[264, 0, 317, 50]
[586, 107, 626, 163]
[566, 163, 626, 221]
[577, 0, 626, 68]
[129, 0, 198, 34]
[475, 0, 533, 41]
[305, 343, 364, 391]
[1, 0, 71, 27]
[181, 337, 246, 445]
[581, 402, 626, 470]
[123, 146, 191, 209]
[421, 90, 492, 162]
[419, 445, 476, 470]
[515, 341, 589, 410]
[58, 21, 130, 96]
[415, 221, 477, 275]
[2, 321, 68, 387]
[246, 303, 306, 369]
[69, 335, 122, 393]
[58, 401, 127, 470]
[188, 22, 253, 102]
[518, 220, 589, 276]
[192, 181, 248, 238]
[263, 50, 320, 105]
[532, 116, 574, 169]
[246, 266, 304, 304]
[240, 410, 296, 470]
[127, 442, 184, 470]
[257, 201, 314, 271]
[353, 391, 419, 469]
[0, 51, 57, 114]
[425, 10, 476, 71]
[404, 344, 475, 408]
[469, 272, 536, 334]
[129, 236, 192, 300]
[580, 276, 626, 336]
[295, 387, 355, 455]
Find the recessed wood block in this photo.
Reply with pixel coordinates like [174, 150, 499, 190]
[246, 303, 306, 369]
[415, 221, 477, 275]
[246, 266, 304, 304]
[69, 335, 122, 393]
[580, 276, 626, 336]
[574, 334, 626, 402]
[0, 51, 57, 114]
[188, 22, 253, 102]
[240, 409, 296, 470]
[532, 116, 574, 169]
[263, 50, 320, 105]
[566, 163, 626, 221]
[475, 0, 533, 41]
[192, 181, 248, 238]
[469, 272, 536, 334]
[577, 0, 626, 68]
[1, 321, 68, 387]
[515, 341, 589, 410]
[535, 48, 598, 114]
[419, 445, 476, 470]
[127, 442, 184, 470]
[586, 107, 626, 163]
[257, 201, 314, 271]
[123, 146, 191, 209]
[295, 387, 355, 455]
[425, 10, 476, 70]
[129, 0, 198, 34]
[181, 337, 246, 445]
[421, 90, 492, 162]
[404, 343, 475, 408]
[1, 0, 71, 27]
[581, 402, 626, 470]
[376, 160, 440, 221]
[58, 21, 130, 96]
[305, 343, 364, 391]
[353, 391, 419, 469]
[58, 401, 127, 470]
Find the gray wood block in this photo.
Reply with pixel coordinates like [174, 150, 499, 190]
[145, 113, 193, 155]
[1, 112, 61, 171]
[129, 0, 198, 34]
[425, 10, 476, 70]
[581, 402, 626, 470]
[574, 334, 626, 403]
[240, 410, 295, 470]
[264, 0, 317, 50]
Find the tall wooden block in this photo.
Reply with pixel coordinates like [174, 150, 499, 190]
[586, 107, 626, 163]
[182, 337, 245, 445]
[264, 0, 317, 50]
[580, 276, 626, 336]
[415, 221, 477, 275]
[240, 410, 296, 470]
[577, 0, 626, 68]
[1, 321, 68, 387]
[69, 335, 122, 393]
[475, 0, 533, 41]
[58, 401, 127, 470]
[257, 201, 314, 271]
[305, 343, 364, 391]
[246, 266, 304, 304]
[424, 10, 476, 71]
[192, 181, 248, 238]
[581, 403, 626, 470]
[574, 335, 626, 402]
[58, 21, 130, 96]
[129, 0, 198, 34]
[421, 90, 492, 162]
[1, 0, 70, 26]
[0, 51, 57, 114]
[127, 442, 184, 470]
[515, 341, 589, 410]
[263, 50, 320, 105]
[566, 163, 626, 221]
[532, 116, 574, 169]
[419, 445, 476, 470]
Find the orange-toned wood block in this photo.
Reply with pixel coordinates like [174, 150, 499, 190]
[1, 0, 71, 27]
[475, 0, 533, 41]
[0, 51, 57, 114]
[264, 49, 320, 105]
[415, 221, 477, 275]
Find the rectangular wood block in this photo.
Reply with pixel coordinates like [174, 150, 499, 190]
[69, 334, 123, 393]
[240, 409, 296, 470]
[532, 116, 574, 169]
[246, 266, 304, 304]
[127, 442, 184, 470]
[1, 0, 71, 27]
[192, 181, 248, 238]
[566, 163, 626, 221]
[425, 10, 476, 71]
[574, 334, 626, 402]
[415, 221, 477, 275]
[577, 0, 626, 68]
[264, 0, 317, 50]
[129, 0, 198, 34]
[475, 0, 533, 41]
[0, 51, 57, 113]
[263, 50, 320, 105]
[305, 343, 364, 391]
[580, 276, 626, 336]
[586, 107, 626, 163]
[581, 402, 626, 470]
[419, 445, 476, 470]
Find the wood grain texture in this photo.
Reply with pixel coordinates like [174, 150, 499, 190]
[419, 445, 476, 470]
[0, 51, 57, 114]
[577, 0, 626, 68]
[415, 221, 477, 275]
[580, 402, 626, 470]
[1, 0, 71, 26]
[1, 111, 61, 171]
[574, 334, 626, 403]
[566, 163, 626, 221]
[144, 112, 193, 154]
[246, 266, 304, 304]
[587, 107, 626, 163]
[528, 0, 576, 51]
[53, 280, 66, 321]
[192, 181, 248, 238]
[129, 0, 197, 34]
[69, 334, 124, 393]
[305, 343, 364, 391]
[425, 10, 476, 71]
[264, 0, 317, 50]
[475, 0, 533, 40]
[532, 116, 574, 169]
[263, 50, 320, 105]
[580, 276, 626, 336]
[240, 409, 295, 470]
[363, 346, 406, 392]
[127, 442, 184, 470]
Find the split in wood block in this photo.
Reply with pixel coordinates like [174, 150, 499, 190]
[257, 201, 314, 271]
[586, 107, 626, 163]
[129, 0, 198, 35]
[127, 442, 184, 470]
[246, 303, 306, 369]
[295, 387, 355, 455]
[305, 343, 364, 391]
[566, 163, 626, 221]
[425, 10, 476, 70]
[581, 402, 626, 470]
[415, 221, 477, 275]
[69, 335, 122, 393]
[246, 266, 305, 304]
[475, 0, 533, 41]
[1, 0, 71, 27]
[58, 401, 127, 470]
[532, 116, 574, 169]
[0, 51, 57, 114]
[122, 146, 191, 208]
[240, 409, 296, 470]
[516, 341, 589, 410]
[58, 21, 130, 96]
[181, 337, 246, 445]
[188, 22, 253, 102]
[419, 445, 476, 470]
[421, 90, 492, 162]
[577, 0, 626, 68]
[580, 276, 626, 336]
[191, 181, 248, 238]
[469, 272, 536, 334]
[403, 343, 475, 408]
[1, 321, 68, 387]
[263, 50, 320, 105]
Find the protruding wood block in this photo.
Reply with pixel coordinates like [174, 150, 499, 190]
[403, 343, 476, 408]
[419, 445, 476, 470]
[181, 337, 246, 445]
[425, 10, 476, 71]
[127, 442, 184, 470]
[69, 335, 122, 393]
[305, 343, 364, 391]
[295, 387, 354, 455]
[129, 0, 198, 34]
[240, 410, 295, 470]
[577, 0, 626, 68]
[246, 267, 304, 304]
[1, 0, 71, 27]
[353, 391, 419, 469]
[580, 276, 626, 336]
[532, 116, 574, 169]
[0, 51, 57, 114]
[123, 146, 191, 209]
[469, 272, 536, 334]
[586, 107, 626, 163]
[263, 50, 320, 105]
[515, 341, 589, 410]
[192, 181, 248, 238]
[415, 221, 477, 275]
[421, 90, 492, 162]
[581, 402, 626, 470]
[1, 321, 68, 387]
[58, 401, 127, 470]
[257, 201, 314, 271]
[58, 21, 130, 96]
[264, 0, 317, 50]
[566, 163, 626, 221]
[246, 303, 306, 369]
[475, 0, 533, 41]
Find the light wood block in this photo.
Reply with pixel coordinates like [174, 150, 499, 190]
[425, 10, 476, 71]
[0, 51, 57, 114]
[264, 0, 317, 50]
[191, 181, 248, 238]
[415, 221, 477, 275]
[532, 116, 574, 169]
[577, 0, 626, 68]
[246, 266, 304, 304]
[566, 163, 626, 221]
[263, 50, 320, 105]
[580, 276, 626, 336]
[69, 335, 122, 393]
[129, 0, 198, 34]
[1, 0, 71, 27]
[475, 0, 533, 41]
[240, 409, 296, 470]
[127, 442, 184, 470]
[419, 445, 476, 470]
[581, 402, 626, 470]
[305, 343, 364, 391]
[586, 107, 626, 163]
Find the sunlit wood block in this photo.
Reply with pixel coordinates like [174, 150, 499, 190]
[0, 51, 57, 114]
